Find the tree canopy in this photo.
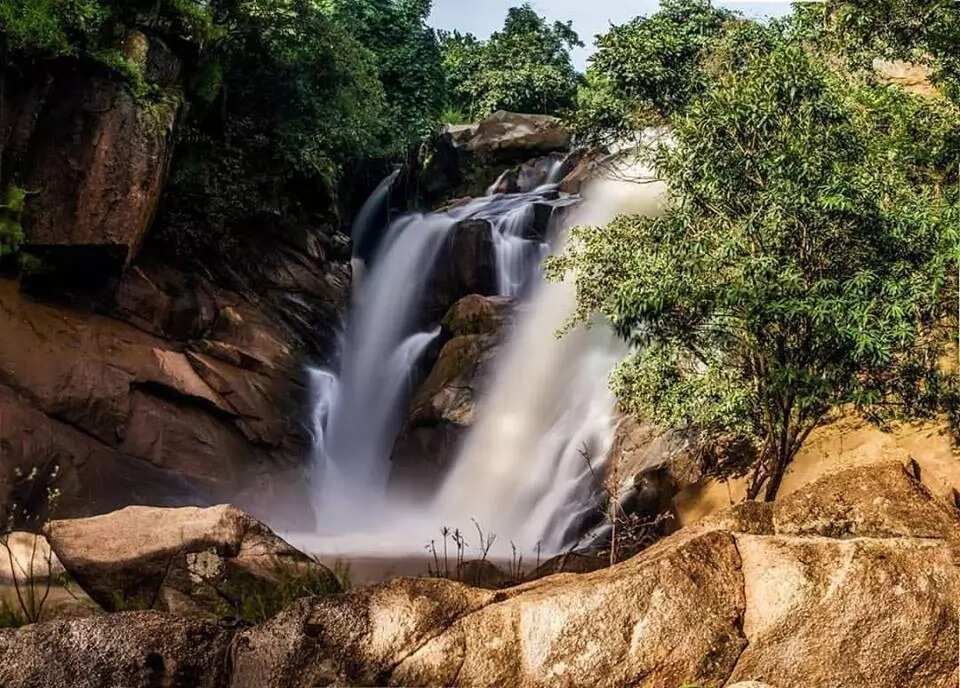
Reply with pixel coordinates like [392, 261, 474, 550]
[440, 3, 582, 121]
[570, 0, 734, 146]
[549, 35, 960, 500]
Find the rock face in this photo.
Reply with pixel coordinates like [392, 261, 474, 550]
[420, 218, 500, 326]
[0, 43, 350, 526]
[420, 111, 572, 205]
[1, 462, 958, 687]
[389, 295, 513, 497]
[6, 34, 182, 274]
[0, 612, 232, 688]
[45, 504, 338, 617]
[0, 271, 343, 525]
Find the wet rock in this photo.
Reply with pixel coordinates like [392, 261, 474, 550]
[442, 294, 513, 337]
[420, 112, 571, 205]
[389, 333, 500, 497]
[0, 612, 232, 688]
[45, 504, 338, 617]
[389, 296, 513, 498]
[422, 219, 498, 325]
[488, 153, 566, 194]
[559, 148, 610, 194]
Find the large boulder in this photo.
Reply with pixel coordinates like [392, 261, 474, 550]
[11, 33, 182, 274]
[420, 218, 499, 326]
[0, 612, 232, 688]
[389, 295, 513, 498]
[420, 112, 571, 205]
[461, 111, 572, 155]
[45, 504, 339, 618]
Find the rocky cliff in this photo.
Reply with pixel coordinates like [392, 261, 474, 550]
[0, 33, 350, 527]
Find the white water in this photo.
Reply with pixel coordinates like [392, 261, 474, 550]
[312, 214, 448, 518]
[294, 165, 666, 559]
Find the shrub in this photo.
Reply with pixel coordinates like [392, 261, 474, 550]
[0, 185, 26, 258]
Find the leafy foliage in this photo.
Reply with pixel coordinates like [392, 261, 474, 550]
[325, 0, 444, 153]
[0, 184, 26, 258]
[791, 0, 960, 99]
[441, 4, 582, 120]
[549, 40, 960, 500]
[0, 0, 216, 93]
[155, 2, 386, 259]
[571, 0, 734, 146]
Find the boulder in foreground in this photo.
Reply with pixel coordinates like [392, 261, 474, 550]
[2, 462, 958, 688]
[45, 504, 338, 618]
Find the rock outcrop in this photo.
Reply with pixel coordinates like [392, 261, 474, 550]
[389, 295, 513, 497]
[0, 612, 232, 688]
[45, 504, 338, 617]
[1, 462, 958, 687]
[5, 34, 182, 276]
[0, 37, 350, 526]
[420, 111, 572, 205]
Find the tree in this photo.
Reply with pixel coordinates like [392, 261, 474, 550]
[791, 0, 960, 98]
[442, 3, 582, 120]
[548, 41, 960, 501]
[571, 0, 734, 146]
[150, 0, 386, 260]
[325, 0, 445, 151]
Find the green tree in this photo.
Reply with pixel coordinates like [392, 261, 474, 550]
[549, 42, 960, 501]
[325, 0, 445, 152]
[442, 3, 582, 120]
[157, 0, 387, 259]
[571, 0, 734, 146]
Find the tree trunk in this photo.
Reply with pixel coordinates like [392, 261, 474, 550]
[763, 451, 789, 502]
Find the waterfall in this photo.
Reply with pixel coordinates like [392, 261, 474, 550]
[431, 170, 668, 552]
[311, 214, 448, 522]
[296, 164, 665, 557]
[431, 281, 625, 551]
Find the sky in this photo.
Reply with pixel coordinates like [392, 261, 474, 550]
[429, 1, 795, 71]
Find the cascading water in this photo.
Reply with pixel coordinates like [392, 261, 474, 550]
[310, 213, 448, 522]
[297, 163, 665, 559]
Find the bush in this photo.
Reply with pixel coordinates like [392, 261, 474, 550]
[0, 185, 26, 259]
[235, 558, 350, 624]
